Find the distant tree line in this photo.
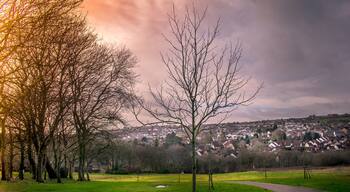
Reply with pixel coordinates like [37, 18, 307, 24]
[89, 139, 350, 174]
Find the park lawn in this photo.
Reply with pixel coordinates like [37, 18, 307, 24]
[214, 167, 350, 192]
[259, 169, 350, 192]
[0, 180, 266, 192]
[90, 167, 350, 191]
[1, 167, 350, 192]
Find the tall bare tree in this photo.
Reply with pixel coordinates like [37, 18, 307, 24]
[135, 5, 261, 192]
[1, 0, 137, 183]
[3, 0, 92, 183]
[69, 45, 136, 181]
[0, 0, 18, 180]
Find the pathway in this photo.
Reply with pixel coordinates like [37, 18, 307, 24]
[230, 181, 322, 192]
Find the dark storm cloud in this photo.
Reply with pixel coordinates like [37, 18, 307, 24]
[182, 0, 350, 120]
[251, 0, 350, 85]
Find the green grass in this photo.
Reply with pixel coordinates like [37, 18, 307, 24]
[255, 168, 350, 192]
[1, 167, 349, 192]
[214, 167, 350, 192]
[0, 180, 265, 192]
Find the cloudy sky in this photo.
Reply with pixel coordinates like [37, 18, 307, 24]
[82, 0, 350, 122]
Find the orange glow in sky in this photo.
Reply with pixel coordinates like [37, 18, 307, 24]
[81, 0, 350, 122]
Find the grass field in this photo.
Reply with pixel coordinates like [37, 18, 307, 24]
[215, 167, 350, 192]
[0, 167, 349, 192]
[0, 181, 267, 192]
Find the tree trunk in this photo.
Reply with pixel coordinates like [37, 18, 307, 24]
[8, 128, 14, 180]
[78, 137, 86, 181]
[53, 137, 61, 183]
[86, 167, 90, 181]
[191, 133, 197, 192]
[27, 126, 37, 180]
[45, 158, 57, 179]
[19, 129, 25, 180]
[36, 150, 45, 183]
[63, 154, 68, 178]
[69, 159, 74, 179]
[1, 116, 6, 181]
[85, 160, 90, 181]
[56, 164, 62, 183]
[27, 144, 36, 179]
[208, 154, 214, 191]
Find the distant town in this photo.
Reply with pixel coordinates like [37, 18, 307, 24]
[112, 114, 350, 157]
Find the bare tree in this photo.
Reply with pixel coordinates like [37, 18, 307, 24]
[1, 0, 137, 183]
[68, 45, 136, 181]
[135, 4, 261, 192]
[3, 0, 90, 183]
[0, 1, 19, 179]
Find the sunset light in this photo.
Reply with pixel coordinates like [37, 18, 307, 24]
[0, 1, 349, 192]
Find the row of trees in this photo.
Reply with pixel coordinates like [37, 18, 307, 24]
[0, 0, 135, 183]
[1, 1, 259, 191]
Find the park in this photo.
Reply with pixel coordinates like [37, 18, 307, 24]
[1, 0, 350, 191]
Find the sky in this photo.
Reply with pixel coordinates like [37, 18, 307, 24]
[81, 0, 350, 122]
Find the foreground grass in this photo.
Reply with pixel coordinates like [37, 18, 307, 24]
[0, 180, 265, 192]
[216, 166, 350, 192]
[91, 167, 350, 191]
[1, 167, 349, 192]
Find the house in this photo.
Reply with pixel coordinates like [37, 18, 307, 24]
[223, 140, 235, 150]
[230, 153, 237, 158]
[196, 149, 203, 156]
